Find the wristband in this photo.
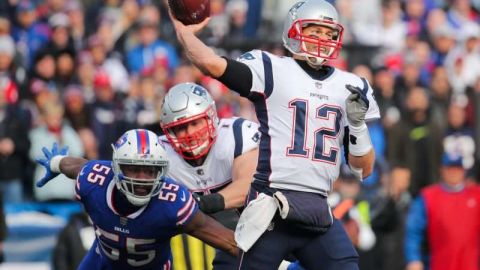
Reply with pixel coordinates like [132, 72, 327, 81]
[198, 193, 225, 214]
[348, 123, 373, 156]
[50, 155, 66, 173]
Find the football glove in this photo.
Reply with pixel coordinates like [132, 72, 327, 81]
[345, 79, 369, 127]
[193, 193, 225, 214]
[36, 143, 69, 187]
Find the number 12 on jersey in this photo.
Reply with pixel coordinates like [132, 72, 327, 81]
[287, 99, 342, 164]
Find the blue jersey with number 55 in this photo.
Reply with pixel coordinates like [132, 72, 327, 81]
[75, 160, 198, 270]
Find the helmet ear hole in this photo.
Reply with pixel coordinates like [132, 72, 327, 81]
[288, 27, 298, 38]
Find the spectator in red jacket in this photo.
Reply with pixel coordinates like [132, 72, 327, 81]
[405, 153, 480, 270]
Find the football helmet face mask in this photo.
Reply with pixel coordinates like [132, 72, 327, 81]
[282, 0, 344, 67]
[112, 129, 168, 206]
[160, 83, 218, 160]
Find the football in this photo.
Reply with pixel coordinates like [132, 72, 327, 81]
[168, 0, 210, 25]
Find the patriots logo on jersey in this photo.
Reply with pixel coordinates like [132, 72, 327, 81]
[114, 133, 128, 149]
[239, 52, 255, 60]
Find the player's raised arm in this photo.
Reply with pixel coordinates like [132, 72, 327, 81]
[180, 210, 239, 257]
[168, 7, 253, 97]
[168, 8, 225, 77]
[36, 143, 88, 187]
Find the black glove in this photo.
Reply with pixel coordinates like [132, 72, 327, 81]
[193, 193, 225, 214]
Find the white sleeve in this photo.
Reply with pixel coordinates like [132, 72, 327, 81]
[237, 50, 268, 95]
[364, 80, 381, 121]
[232, 118, 260, 158]
[240, 120, 260, 154]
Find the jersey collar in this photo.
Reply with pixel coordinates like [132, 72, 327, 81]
[106, 179, 147, 219]
[294, 59, 335, 81]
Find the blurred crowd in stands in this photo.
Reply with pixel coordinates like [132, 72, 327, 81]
[0, 0, 479, 269]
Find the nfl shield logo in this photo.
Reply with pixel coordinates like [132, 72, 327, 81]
[120, 217, 128, 225]
[315, 82, 322, 89]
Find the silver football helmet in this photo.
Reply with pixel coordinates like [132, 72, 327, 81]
[112, 129, 168, 206]
[160, 83, 218, 160]
[282, 0, 344, 67]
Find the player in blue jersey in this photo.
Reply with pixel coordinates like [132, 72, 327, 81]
[36, 82, 260, 270]
[169, 0, 380, 269]
[35, 129, 238, 270]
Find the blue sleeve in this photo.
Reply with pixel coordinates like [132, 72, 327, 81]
[405, 196, 427, 263]
[161, 179, 199, 226]
[75, 160, 113, 201]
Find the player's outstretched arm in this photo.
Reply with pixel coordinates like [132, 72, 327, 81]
[181, 211, 239, 257]
[58, 157, 88, 179]
[36, 143, 88, 187]
[219, 148, 257, 209]
[168, 8, 226, 78]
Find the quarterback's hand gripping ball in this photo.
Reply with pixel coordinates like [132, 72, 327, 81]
[168, 0, 210, 25]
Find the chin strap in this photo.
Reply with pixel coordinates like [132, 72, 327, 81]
[305, 56, 327, 69]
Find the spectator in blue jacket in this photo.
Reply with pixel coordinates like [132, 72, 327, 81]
[126, 13, 178, 75]
[11, 0, 50, 69]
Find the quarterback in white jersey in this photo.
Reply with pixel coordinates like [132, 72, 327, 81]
[170, 0, 379, 269]
[236, 49, 380, 195]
